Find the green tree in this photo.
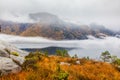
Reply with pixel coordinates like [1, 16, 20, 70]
[72, 54, 78, 58]
[111, 55, 117, 63]
[112, 59, 120, 66]
[56, 50, 61, 56]
[56, 50, 69, 57]
[44, 51, 48, 57]
[53, 65, 69, 80]
[100, 51, 111, 62]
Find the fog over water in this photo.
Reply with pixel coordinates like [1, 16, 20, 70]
[0, 34, 120, 59]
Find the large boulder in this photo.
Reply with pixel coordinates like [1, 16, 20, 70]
[0, 40, 28, 75]
[0, 49, 9, 57]
[0, 57, 21, 75]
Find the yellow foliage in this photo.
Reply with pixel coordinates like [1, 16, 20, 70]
[1, 55, 120, 80]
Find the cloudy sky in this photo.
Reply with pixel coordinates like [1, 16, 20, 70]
[0, 0, 120, 30]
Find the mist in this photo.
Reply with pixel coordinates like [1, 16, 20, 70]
[0, 34, 120, 59]
[0, 0, 120, 30]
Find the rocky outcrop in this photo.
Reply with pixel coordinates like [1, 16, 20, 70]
[0, 12, 115, 40]
[0, 40, 28, 75]
[0, 57, 21, 75]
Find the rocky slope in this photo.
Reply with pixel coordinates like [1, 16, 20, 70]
[0, 12, 116, 40]
[0, 40, 28, 75]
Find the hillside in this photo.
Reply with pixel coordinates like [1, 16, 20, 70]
[1, 52, 120, 80]
[0, 12, 115, 40]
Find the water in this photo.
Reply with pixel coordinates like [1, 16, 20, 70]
[12, 36, 120, 59]
[1, 34, 120, 59]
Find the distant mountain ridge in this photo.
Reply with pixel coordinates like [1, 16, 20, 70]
[29, 12, 62, 24]
[0, 12, 117, 40]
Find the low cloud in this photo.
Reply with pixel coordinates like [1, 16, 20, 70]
[0, 0, 120, 30]
[0, 34, 120, 59]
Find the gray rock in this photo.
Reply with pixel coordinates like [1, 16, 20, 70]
[76, 60, 80, 64]
[0, 57, 21, 75]
[60, 62, 70, 66]
[10, 55, 25, 65]
[0, 49, 9, 57]
[0, 40, 28, 75]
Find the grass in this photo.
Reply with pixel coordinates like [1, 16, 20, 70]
[0, 52, 120, 80]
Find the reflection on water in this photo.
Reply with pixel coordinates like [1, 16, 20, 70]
[13, 36, 120, 59]
[14, 40, 120, 59]
[21, 46, 75, 55]
[20, 47, 103, 59]
[1, 34, 120, 59]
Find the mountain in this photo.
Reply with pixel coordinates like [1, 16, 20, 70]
[0, 19, 31, 35]
[29, 12, 63, 24]
[0, 12, 116, 40]
[89, 23, 115, 38]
